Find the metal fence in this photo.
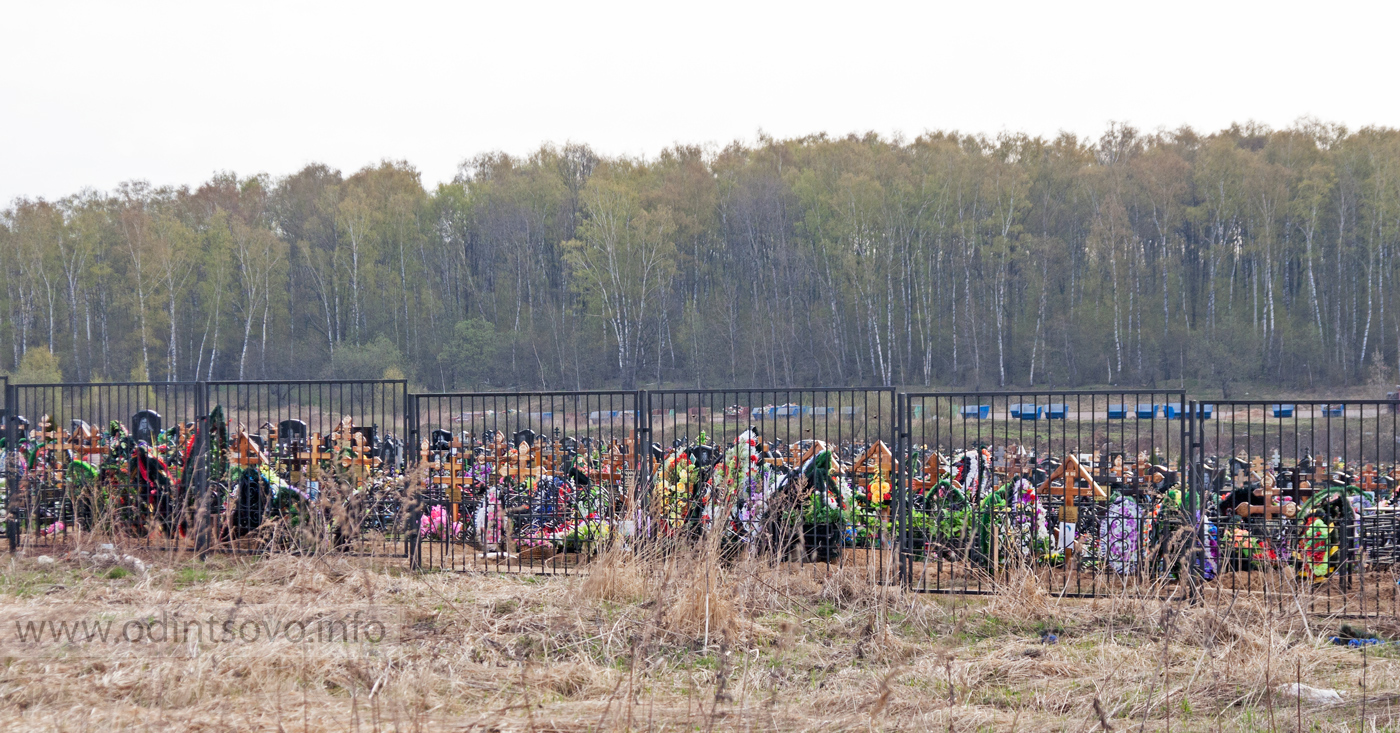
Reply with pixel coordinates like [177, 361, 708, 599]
[645, 388, 898, 577]
[205, 380, 411, 554]
[5, 379, 1400, 617]
[408, 391, 643, 572]
[2, 380, 410, 556]
[1193, 400, 1400, 616]
[898, 391, 1191, 598]
[4, 382, 208, 550]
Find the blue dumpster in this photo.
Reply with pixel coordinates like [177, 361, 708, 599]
[1107, 404, 1128, 419]
[960, 404, 990, 419]
[1271, 404, 1294, 418]
[1046, 403, 1068, 419]
[1164, 403, 1183, 419]
[1136, 404, 1158, 419]
[1320, 404, 1345, 417]
[1010, 403, 1042, 420]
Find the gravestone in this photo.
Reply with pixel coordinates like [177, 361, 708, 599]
[278, 419, 308, 446]
[131, 410, 162, 446]
[351, 425, 378, 456]
[380, 436, 402, 472]
[430, 429, 453, 451]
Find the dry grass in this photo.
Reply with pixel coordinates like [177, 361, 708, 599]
[0, 539, 1395, 732]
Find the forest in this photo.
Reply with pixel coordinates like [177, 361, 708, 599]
[3, 121, 1399, 393]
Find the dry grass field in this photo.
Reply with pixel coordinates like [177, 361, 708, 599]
[0, 540, 1396, 732]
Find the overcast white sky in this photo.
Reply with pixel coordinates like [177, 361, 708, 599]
[3, 0, 1398, 205]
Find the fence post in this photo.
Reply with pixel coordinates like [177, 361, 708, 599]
[893, 392, 908, 587]
[1185, 399, 1204, 603]
[404, 390, 422, 570]
[637, 389, 651, 521]
[187, 382, 214, 557]
[404, 382, 416, 455]
[404, 438, 423, 571]
[4, 381, 15, 552]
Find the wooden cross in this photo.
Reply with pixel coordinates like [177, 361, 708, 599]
[1110, 454, 1126, 482]
[1038, 454, 1104, 554]
[339, 431, 380, 485]
[852, 440, 895, 488]
[497, 442, 542, 481]
[1237, 480, 1288, 519]
[229, 427, 269, 468]
[33, 415, 61, 444]
[597, 440, 627, 481]
[306, 435, 335, 478]
[65, 422, 105, 462]
[1361, 464, 1380, 492]
[1005, 446, 1027, 478]
[910, 450, 949, 492]
[1038, 453, 1106, 515]
[925, 452, 944, 481]
[794, 439, 828, 467]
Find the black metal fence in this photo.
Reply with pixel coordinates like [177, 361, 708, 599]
[1193, 400, 1400, 616]
[4, 379, 1400, 616]
[646, 388, 898, 577]
[408, 391, 642, 572]
[4, 382, 208, 550]
[2, 379, 410, 556]
[206, 380, 410, 553]
[898, 391, 1192, 598]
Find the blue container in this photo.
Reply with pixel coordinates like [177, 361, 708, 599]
[1046, 403, 1068, 419]
[960, 404, 990, 419]
[1271, 404, 1295, 418]
[1010, 403, 1042, 420]
[1136, 404, 1158, 419]
[1320, 404, 1345, 417]
[1196, 404, 1214, 419]
[1107, 404, 1128, 419]
[1164, 403, 1183, 419]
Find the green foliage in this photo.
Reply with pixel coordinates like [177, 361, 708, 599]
[804, 501, 844, 525]
[13, 348, 63, 384]
[327, 336, 403, 380]
[438, 317, 497, 389]
[4, 126, 1400, 389]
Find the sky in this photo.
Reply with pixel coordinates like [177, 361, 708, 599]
[3, 0, 1399, 205]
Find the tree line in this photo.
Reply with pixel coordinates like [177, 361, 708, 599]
[4, 121, 1399, 393]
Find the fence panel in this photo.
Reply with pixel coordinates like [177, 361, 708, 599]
[5, 382, 207, 549]
[410, 391, 642, 573]
[899, 390, 1191, 598]
[3, 380, 15, 550]
[10, 377, 1391, 615]
[646, 388, 898, 576]
[1195, 400, 1400, 617]
[206, 380, 410, 555]
[2, 380, 410, 557]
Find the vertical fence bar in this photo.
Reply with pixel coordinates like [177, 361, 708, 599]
[899, 389, 1188, 599]
[4, 380, 16, 552]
